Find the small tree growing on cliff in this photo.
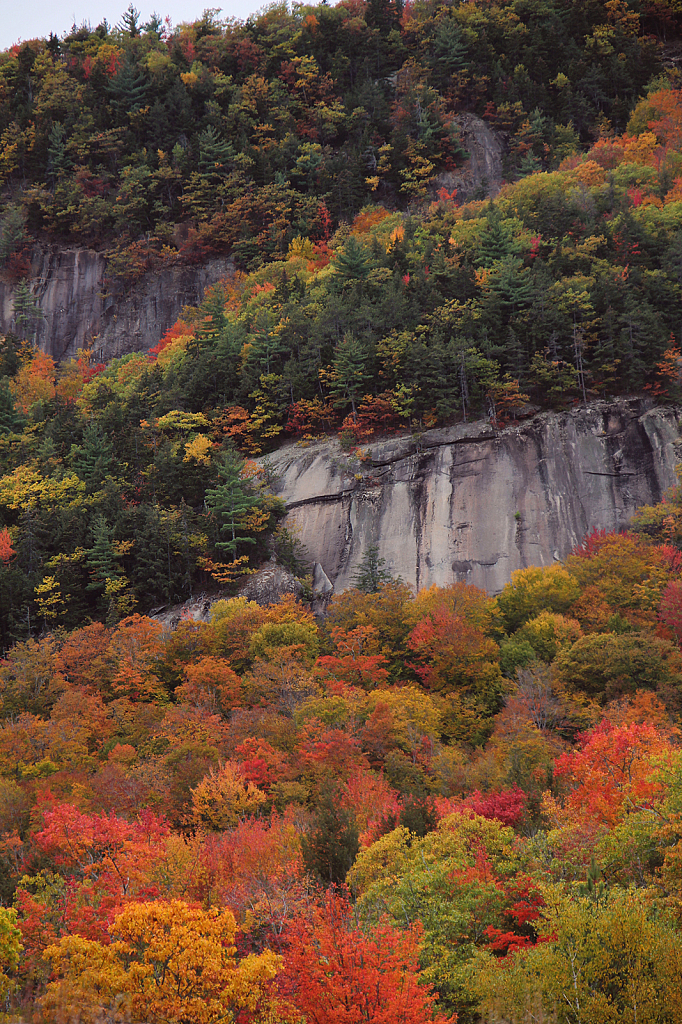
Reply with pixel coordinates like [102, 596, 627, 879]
[351, 545, 393, 593]
[12, 280, 44, 345]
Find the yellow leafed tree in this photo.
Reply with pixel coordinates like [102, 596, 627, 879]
[41, 900, 280, 1024]
[191, 760, 267, 830]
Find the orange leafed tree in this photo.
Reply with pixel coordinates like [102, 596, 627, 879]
[175, 656, 242, 714]
[407, 584, 500, 695]
[33, 800, 170, 898]
[10, 350, 56, 414]
[54, 622, 111, 691]
[315, 625, 390, 689]
[192, 812, 306, 941]
[278, 889, 457, 1024]
[106, 615, 166, 701]
[0, 527, 15, 564]
[551, 718, 676, 828]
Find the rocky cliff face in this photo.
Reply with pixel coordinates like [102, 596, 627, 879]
[0, 247, 232, 362]
[436, 113, 506, 200]
[265, 399, 682, 595]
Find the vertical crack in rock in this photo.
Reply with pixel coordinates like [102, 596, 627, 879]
[339, 492, 356, 577]
[411, 452, 431, 592]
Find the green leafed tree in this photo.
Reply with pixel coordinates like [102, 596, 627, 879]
[205, 446, 259, 557]
[351, 544, 393, 593]
[86, 514, 120, 594]
[326, 332, 372, 417]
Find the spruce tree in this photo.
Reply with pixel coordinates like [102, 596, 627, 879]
[351, 544, 393, 593]
[86, 515, 119, 594]
[329, 332, 372, 417]
[205, 447, 259, 557]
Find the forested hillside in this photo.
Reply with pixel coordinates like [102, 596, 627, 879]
[3, 2, 682, 1021]
[3, 524, 682, 1020]
[1, 0, 682, 635]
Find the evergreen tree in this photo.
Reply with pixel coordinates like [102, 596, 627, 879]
[70, 422, 113, 492]
[46, 123, 68, 187]
[205, 447, 259, 556]
[12, 280, 44, 344]
[333, 236, 374, 287]
[198, 126, 235, 179]
[328, 332, 372, 417]
[475, 208, 525, 267]
[118, 3, 141, 36]
[107, 53, 149, 119]
[127, 504, 181, 607]
[86, 514, 119, 594]
[0, 378, 18, 435]
[242, 307, 287, 385]
[0, 205, 26, 266]
[351, 544, 393, 593]
[429, 17, 468, 82]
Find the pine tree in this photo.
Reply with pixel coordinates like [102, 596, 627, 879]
[0, 205, 26, 265]
[430, 18, 468, 80]
[70, 422, 113, 492]
[86, 515, 119, 593]
[12, 280, 44, 344]
[334, 236, 374, 286]
[475, 208, 525, 267]
[198, 126, 235, 179]
[46, 123, 68, 187]
[328, 332, 372, 417]
[118, 3, 141, 36]
[205, 447, 259, 556]
[107, 53, 149, 119]
[0, 378, 18, 435]
[351, 544, 393, 593]
[129, 504, 179, 606]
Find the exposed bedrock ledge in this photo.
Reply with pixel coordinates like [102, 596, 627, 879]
[264, 398, 682, 596]
[0, 246, 233, 362]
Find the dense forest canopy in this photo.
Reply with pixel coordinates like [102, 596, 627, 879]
[2, 3, 682, 1021]
[3, 521, 682, 1020]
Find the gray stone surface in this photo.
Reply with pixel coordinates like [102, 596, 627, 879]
[311, 561, 334, 616]
[0, 246, 233, 362]
[239, 562, 304, 605]
[435, 113, 505, 200]
[263, 399, 682, 595]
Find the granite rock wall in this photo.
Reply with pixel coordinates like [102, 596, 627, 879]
[0, 246, 232, 362]
[264, 399, 682, 595]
